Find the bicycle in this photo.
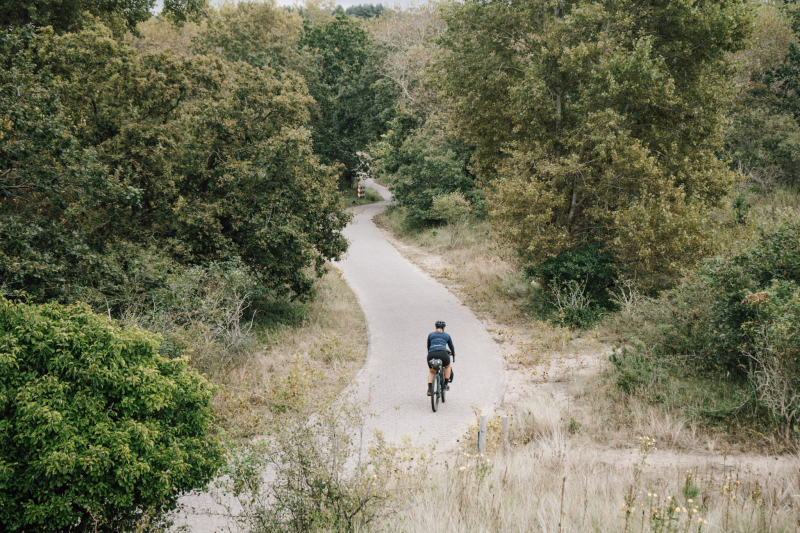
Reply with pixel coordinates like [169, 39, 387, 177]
[428, 354, 452, 412]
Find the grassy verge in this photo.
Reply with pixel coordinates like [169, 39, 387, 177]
[211, 265, 367, 439]
[375, 206, 537, 327]
[387, 395, 800, 533]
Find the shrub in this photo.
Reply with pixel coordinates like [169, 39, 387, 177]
[430, 191, 472, 248]
[608, 343, 666, 395]
[213, 362, 427, 532]
[607, 219, 800, 435]
[364, 187, 383, 202]
[0, 298, 224, 532]
[702, 219, 800, 374]
[530, 242, 618, 327]
[742, 279, 800, 439]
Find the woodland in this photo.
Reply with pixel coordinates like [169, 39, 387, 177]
[2, 0, 800, 530]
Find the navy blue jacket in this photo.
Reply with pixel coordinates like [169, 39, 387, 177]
[427, 331, 454, 354]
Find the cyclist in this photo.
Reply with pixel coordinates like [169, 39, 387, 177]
[427, 320, 454, 396]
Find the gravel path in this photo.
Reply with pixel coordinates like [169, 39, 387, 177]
[335, 182, 506, 450]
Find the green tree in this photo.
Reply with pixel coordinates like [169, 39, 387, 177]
[437, 0, 753, 288]
[192, 0, 306, 72]
[0, 21, 350, 303]
[0, 0, 206, 35]
[373, 113, 481, 224]
[726, 3, 800, 188]
[300, 12, 397, 183]
[345, 3, 385, 19]
[0, 297, 224, 532]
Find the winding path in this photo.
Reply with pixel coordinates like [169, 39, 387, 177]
[174, 182, 505, 531]
[335, 182, 505, 450]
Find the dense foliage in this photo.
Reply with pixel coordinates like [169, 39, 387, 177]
[373, 114, 482, 224]
[344, 3, 385, 18]
[0, 20, 349, 304]
[0, 297, 223, 532]
[191, 0, 304, 71]
[436, 0, 752, 289]
[0, 0, 205, 34]
[612, 219, 800, 435]
[532, 242, 618, 327]
[300, 12, 397, 184]
[726, 3, 800, 188]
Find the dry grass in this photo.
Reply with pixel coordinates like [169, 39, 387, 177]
[212, 265, 367, 438]
[387, 394, 800, 533]
[375, 197, 800, 532]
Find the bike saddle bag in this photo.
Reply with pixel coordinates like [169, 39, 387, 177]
[428, 359, 442, 370]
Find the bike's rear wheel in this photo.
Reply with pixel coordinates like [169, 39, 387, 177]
[440, 369, 446, 403]
[431, 374, 439, 412]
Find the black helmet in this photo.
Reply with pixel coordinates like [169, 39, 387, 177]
[435, 320, 446, 329]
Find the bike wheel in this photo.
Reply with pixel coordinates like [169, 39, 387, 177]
[431, 374, 439, 412]
[440, 370, 446, 403]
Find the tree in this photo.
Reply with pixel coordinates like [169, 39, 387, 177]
[366, 2, 446, 114]
[436, 0, 753, 288]
[0, 21, 350, 303]
[192, 0, 305, 72]
[0, 0, 206, 35]
[726, 3, 800, 187]
[345, 3, 385, 19]
[300, 12, 398, 183]
[373, 113, 481, 224]
[0, 297, 224, 532]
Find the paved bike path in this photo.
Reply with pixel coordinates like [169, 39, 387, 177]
[173, 184, 505, 531]
[336, 182, 505, 450]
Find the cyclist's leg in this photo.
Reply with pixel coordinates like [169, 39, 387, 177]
[428, 367, 436, 384]
[444, 365, 451, 380]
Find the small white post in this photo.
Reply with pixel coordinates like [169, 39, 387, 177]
[478, 414, 487, 454]
[502, 415, 509, 454]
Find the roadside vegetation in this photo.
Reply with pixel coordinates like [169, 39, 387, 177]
[3, 0, 800, 531]
[370, 0, 800, 529]
[373, 0, 800, 448]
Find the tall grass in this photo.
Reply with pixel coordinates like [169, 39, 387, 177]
[386, 395, 800, 533]
[212, 266, 368, 438]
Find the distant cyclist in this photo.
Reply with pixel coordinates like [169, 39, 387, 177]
[427, 320, 454, 396]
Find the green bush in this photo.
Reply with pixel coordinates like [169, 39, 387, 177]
[608, 343, 666, 395]
[608, 219, 800, 435]
[530, 242, 618, 327]
[702, 219, 800, 374]
[364, 187, 383, 202]
[371, 113, 483, 226]
[0, 298, 224, 532]
[740, 279, 800, 437]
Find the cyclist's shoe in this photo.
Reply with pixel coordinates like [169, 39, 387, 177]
[443, 382, 450, 391]
[427, 383, 433, 396]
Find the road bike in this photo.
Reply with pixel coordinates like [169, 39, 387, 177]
[429, 358, 447, 412]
